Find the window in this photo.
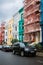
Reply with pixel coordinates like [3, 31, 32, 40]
[36, 1, 40, 4]
[35, 10, 40, 14]
[6, 39, 7, 42]
[22, 26, 24, 29]
[21, 13, 23, 19]
[15, 35, 17, 39]
[6, 32, 7, 36]
[10, 30, 11, 34]
[15, 26, 17, 31]
[12, 24, 14, 28]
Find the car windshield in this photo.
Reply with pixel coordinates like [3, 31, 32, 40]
[6, 46, 9, 47]
[23, 42, 30, 47]
[24, 43, 35, 48]
[20, 43, 25, 47]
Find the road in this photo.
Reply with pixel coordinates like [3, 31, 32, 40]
[0, 50, 43, 65]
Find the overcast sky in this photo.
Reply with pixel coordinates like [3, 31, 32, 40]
[0, 0, 24, 21]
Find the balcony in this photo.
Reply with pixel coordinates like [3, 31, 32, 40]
[24, 28, 40, 34]
[28, 28, 40, 33]
[24, 22, 40, 34]
[24, 0, 35, 9]
[24, 39, 29, 42]
[24, 5, 40, 18]
[24, 17, 40, 26]
[24, 0, 40, 9]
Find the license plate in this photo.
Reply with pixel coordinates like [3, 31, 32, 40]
[31, 51, 34, 53]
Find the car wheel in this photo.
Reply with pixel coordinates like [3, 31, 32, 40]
[34, 53, 36, 57]
[20, 51, 24, 57]
[13, 50, 15, 54]
[32, 53, 36, 57]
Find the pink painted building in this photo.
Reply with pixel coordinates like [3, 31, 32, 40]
[24, 0, 41, 43]
[0, 22, 5, 44]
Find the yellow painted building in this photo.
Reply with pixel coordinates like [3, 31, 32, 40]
[7, 17, 14, 45]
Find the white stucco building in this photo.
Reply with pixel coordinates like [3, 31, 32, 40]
[13, 12, 20, 40]
[4, 22, 8, 43]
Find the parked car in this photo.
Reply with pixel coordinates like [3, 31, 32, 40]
[9, 45, 13, 51]
[0, 45, 2, 50]
[2, 45, 12, 52]
[12, 42, 37, 57]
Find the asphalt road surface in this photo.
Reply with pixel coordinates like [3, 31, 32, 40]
[0, 50, 43, 65]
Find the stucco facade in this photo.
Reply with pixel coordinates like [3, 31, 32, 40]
[4, 23, 8, 44]
[0, 22, 5, 44]
[19, 8, 24, 42]
[13, 12, 20, 40]
[24, 0, 41, 43]
[7, 18, 14, 45]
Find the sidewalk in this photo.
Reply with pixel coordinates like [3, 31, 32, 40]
[36, 52, 43, 57]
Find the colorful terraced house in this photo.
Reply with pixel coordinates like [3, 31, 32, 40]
[19, 8, 24, 42]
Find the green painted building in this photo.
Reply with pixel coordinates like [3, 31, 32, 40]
[19, 8, 24, 42]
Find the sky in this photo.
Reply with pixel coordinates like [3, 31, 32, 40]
[0, 0, 24, 22]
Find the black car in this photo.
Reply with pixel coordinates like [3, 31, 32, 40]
[12, 42, 37, 57]
[2, 45, 12, 52]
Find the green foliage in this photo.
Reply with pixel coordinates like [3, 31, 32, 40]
[34, 43, 42, 51]
[11, 39, 19, 44]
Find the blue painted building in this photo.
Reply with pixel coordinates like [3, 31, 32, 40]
[40, 0, 43, 46]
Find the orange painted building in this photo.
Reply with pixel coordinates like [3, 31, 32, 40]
[24, 0, 41, 43]
[0, 23, 5, 45]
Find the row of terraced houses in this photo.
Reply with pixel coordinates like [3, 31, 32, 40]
[0, 0, 43, 46]
[4, 8, 24, 45]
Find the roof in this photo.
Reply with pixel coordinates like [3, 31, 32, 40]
[19, 7, 24, 13]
